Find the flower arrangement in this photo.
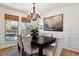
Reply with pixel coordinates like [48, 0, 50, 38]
[31, 26, 39, 39]
[31, 21, 39, 40]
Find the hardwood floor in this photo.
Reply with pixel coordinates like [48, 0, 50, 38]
[0, 46, 79, 56]
[61, 48, 79, 56]
[0, 46, 21, 56]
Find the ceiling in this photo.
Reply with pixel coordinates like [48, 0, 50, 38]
[0, 3, 74, 15]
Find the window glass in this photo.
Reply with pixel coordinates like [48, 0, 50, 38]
[21, 22, 32, 34]
[5, 20, 18, 42]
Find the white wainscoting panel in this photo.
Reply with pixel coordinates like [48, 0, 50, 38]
[69, 33, 79, 52]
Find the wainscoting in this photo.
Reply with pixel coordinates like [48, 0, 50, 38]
[41, 31, 79, 52]
[63, 33, 79, 52]
[69, 33, 79, 52]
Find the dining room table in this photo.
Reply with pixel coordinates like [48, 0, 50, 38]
[31, 36, 56, 56]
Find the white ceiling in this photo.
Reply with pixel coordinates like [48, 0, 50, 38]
[0, 3, 74, 15]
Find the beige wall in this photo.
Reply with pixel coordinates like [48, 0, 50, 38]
[42, 4, 79, 52]
[0, 5, 43, 49]
[0, 5, 26, 48]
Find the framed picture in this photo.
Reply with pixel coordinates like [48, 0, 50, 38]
[44, 14, 63, 31]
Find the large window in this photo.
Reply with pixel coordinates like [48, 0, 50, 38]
[4, 14, 31, 42]
[5, 14, 19, 42]
[5, 20, 18, 41]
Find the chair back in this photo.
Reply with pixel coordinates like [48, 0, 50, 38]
[17, 35, 23, 48]
[22, 35, 32, 54]
[54, 38, 64, 56]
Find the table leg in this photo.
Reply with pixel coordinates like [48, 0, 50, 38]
[39, 46, 43, 56]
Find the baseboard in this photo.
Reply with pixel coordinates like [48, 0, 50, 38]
[62, 48, 79, 53]
[0, 45, 17, 50]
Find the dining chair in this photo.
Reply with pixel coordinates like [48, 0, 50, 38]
[43, 33, 64, 56]
[43, 39, 63, 56]
[22, 34, 39, 56]
[54, 38, 64, 56]
[17, 35, 23, 53]
[43, 37, 55, 56]
[39, 33, 53, 56]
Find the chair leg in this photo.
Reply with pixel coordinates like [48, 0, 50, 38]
[24, 52, 26, 56]
[22, 48, 25, 56]
[18, 44, 20, 53]
[22, 52, 24, 56]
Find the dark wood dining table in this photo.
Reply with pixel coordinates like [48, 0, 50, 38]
[31, 36, 56, 56]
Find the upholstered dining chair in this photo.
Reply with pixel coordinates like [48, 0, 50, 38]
[43, 39, 64, 56]
[22, 34, 39, 56]
[17, 35, 23, 53]
[53, 38, 64, 56]
[43, 33, 64, 56]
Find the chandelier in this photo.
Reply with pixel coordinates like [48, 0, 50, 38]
[28, 3, 41, 21]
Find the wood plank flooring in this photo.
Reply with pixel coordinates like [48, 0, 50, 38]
[0, 46, 21, 56]
[61, 48, 79, 56]
[0, 46, 79, 56]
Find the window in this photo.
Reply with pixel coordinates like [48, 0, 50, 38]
[21, 17, 31, 34]
[5, 14, 19, 42]
[21, 22, 31, 34]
